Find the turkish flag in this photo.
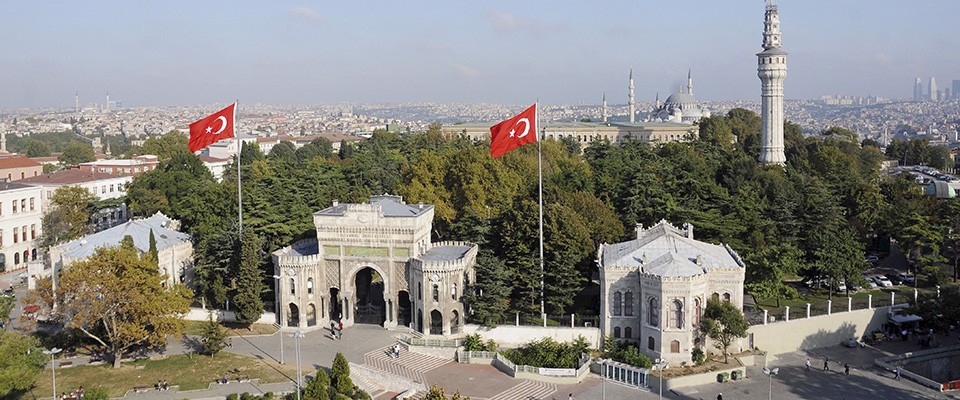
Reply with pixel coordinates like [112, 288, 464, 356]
[490, 103, 538, 158]
[189, 103, 236, 153]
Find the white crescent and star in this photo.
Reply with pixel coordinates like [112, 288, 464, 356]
[211, 116, 228, 135]
[508, 118, 530, 139]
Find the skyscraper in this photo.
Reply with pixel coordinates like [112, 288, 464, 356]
[758, 0, 787, 165]
[953, 80, 960, 100]
[914, 77, 924, 101]
[929, 77, 938, 101]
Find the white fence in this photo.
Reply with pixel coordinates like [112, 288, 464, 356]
[183, 308, 276, 325]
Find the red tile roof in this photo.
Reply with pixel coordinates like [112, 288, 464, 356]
[18, 168, 129, 185]
[0, 155, 42, 169]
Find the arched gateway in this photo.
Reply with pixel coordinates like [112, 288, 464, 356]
[272, 195, 477, 336]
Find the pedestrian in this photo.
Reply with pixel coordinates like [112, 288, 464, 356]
[805, 358, 811, 372]
[227, 338, 233, 348]
[823, 357, 829, 371]
[337, 326, 343, 340]
[568, 394, 573, 400]
[393, 343, 401, 358]
[895, 367, 901, 380]
[717, 393, 723, 400]
[844, 363, 850, 376]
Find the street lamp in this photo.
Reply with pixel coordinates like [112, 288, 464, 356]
[653, 359, 668, 400]
[763, 367, 779, 400]
[291, 331, 305, 400]
[272, 274, 284, 365]
[43, 347, 62, 400]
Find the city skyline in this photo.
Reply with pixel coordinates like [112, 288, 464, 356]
[1, 1, 958, 109]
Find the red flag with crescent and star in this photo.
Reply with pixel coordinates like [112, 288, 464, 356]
[188, 103, 236, 153]
[490, 103, 538, 158]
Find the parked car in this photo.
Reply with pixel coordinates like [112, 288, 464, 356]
[865, 255, 880, 264]
[899, 274, 916, 284]
[874, 275, 893, 287]
[885, 274, 903, 285]
[835, 281, 848, 292]
[864, 277, 879, 288]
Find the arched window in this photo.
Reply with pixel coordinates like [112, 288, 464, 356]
[418, 283, 422, 300]
[670, 340, 680, 353]
[289, 278, 296, 295]
[22, 250, 27, 263]
[670, 300, 684, 329]
[14, 253, 20, 264]
[451, 283, 457, 300]
[648, 336, 655, 350]
[711, 293, 720, 302]
[307, 278, 314, 295]
[648, 297, 659, 327]
[694, 298, 702, 328]
[723, 293, 731, 302]
[613, 327, 621, 338]
[31, 249, 37, 261]
[624, 326, 632, 339]
[612, 292, 622, 316]
[432, 284, 439, 302]
[624, 292, 634, 316]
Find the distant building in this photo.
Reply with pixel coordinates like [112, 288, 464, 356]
[38, 212, 193, 289]
[0, 182, 43, 272]
[272, 195, 477, 335]
[914, 77, 924, 102]
[19, 167, 132, 231]
[78, 155, 159, 177]
[441, 122, 697, 149]
[647, 70, 712, 124]
[929, 77, 939, 101]
[598, 220, 746, 365]
[953, 80, 960, 100]
[198, 155, 231, 182]
[0, 155, 43, 182]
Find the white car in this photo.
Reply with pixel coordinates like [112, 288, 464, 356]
[874, 275, 893, 287]
[864, 277, 878, 289]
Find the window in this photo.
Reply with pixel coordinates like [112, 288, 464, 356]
[612, 292, 622, 316]
[30, 225, 36, 240]
[0, 201, 3, 215]
[29, 198, 34, 211]
[0, 229, 3, 246]
[23, 250, 28, 263]
[12, 228, 18, 243]
[31, 248, 37, 261]
[624, 292, 634, 316]
[670, 300, 684, 329]
[12, 201, 17, 213]
[670, 340, 680, 353]
[712, 293, 720, 302]
[418, 283, 422, 300]
[648, 297, 659, 327]
[102, 186, 106, 194]
[613, 327, 621, 338]
[21, 226, 26, 242]
[14, 252, 19, 265]
[451, 283, 457, 300]
[289, 278, 295, 295]
[624, 327, 632, 339]
[432, 284, 439, 302]
[694, 298, 702, 328]
[723, 293, 731, 302]
[307, 278, 314, 295]
[109, 184, 114, 193]
[20, 172, 24, 179]
[648, 336, 655, 350]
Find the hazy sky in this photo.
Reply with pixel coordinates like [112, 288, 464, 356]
[1, 1, 957, 108]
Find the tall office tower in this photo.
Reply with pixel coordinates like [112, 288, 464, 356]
[953, 80, 960, 100]
[628, 68, 635, 123]
[929, 77, 938, 101]
[105, 92, 110, 112]
[602, 92, 608, 123]
[758, 0, 787, 165]
[914, 77, 924, 101]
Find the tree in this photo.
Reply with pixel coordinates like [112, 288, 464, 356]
[330, 353, 353, 394]
[423, 385, 446, 400]
[0, 296, 13, 325]
[234, 228, 267, 326]
[37, 186, 98, 248]
[59, 142, 96, 165]
[26, 245, 192, 367]
[148, 228, 159, 262]
[303, 369, 331, 400]
[26, 140, 52, 157]
[699, 298, 749, 363]
[140, 131, 189, 160]
[460, 250, 511, 327]
[0, 331, 46, 397]
[199, 312, 228, 356]
[744, 244, 803, 308]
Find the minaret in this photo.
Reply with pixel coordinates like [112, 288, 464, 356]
[687, 68, 693, 95]
[75, 91, 80, 114]
[628, 68, 635, 123]
[602, 92, 608, 123]
[758, 0, 787, 165]
[105, 91, 110, 112]
[655, 91, 661, 109]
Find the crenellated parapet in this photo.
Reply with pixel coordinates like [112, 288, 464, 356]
[272, 239, 324, 267]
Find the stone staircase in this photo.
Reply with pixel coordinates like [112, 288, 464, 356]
[363, 345, 450, 387]
[488, 379, 557, 400]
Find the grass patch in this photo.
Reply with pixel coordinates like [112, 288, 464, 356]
[756, 287, 914, 318]
[24, 352, 298, 399]
[183, 321, 277, 337]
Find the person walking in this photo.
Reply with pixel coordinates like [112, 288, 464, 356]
[805, 358, 811, 372]
[823, 357, 829, 371]
[336, 325, 343, 340]
[895, 367, 901, 380]
[568, 394, 573, 400]
[717, 393, 723, 400]
[844, 363, 850, 376]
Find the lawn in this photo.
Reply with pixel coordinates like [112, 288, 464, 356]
[184, 321, 278, 337]
[755, 286, 921, 319]
[23, 352, 299, 399]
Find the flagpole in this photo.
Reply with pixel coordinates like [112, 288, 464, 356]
[235, 100, 242, 234]
[536, 101, 545, 322]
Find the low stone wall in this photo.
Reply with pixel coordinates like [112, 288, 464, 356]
[747, 306, 891, 355]
[183, 308, 276, 326]
[875, 346, 960, 392]
[663, 361, 747, 391]
[462, 324, 601, 349]
[462, 350, 590, 384]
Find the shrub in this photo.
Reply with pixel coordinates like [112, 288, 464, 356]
[601, 338, 652, 368]
[227, 394, 239, 400]
[691, 348, 706, 365]
[500, 337, 587, 369]
[84, 387, 110, 400]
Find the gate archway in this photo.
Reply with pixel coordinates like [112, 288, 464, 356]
[430, 310, 443, 335]
[354, 267, 385, 325]
[398, 290, 411, 327]
[287, 303, 300, 327]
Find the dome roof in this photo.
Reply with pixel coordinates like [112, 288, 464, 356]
[664, 91, 696, 105]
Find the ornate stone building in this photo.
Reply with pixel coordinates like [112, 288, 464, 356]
[272, 195, 477, 335]
[647, 70, 712, 124]
[598, 220, 745, 364]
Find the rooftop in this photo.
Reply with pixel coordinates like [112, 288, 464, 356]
[419, 244, 472, 262]
[0, 155, 42, 169]
[57, 212, 190, 260]
[314, 195, 433, 218]
[19, 168, 131, 185]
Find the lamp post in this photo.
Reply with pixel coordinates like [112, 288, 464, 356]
[43, 347, 62, 400]
[272, 274, 284, 365]
[291, 331, 305, 400]
[763, 367, 779, 400]
[653, 358, 668, 400]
